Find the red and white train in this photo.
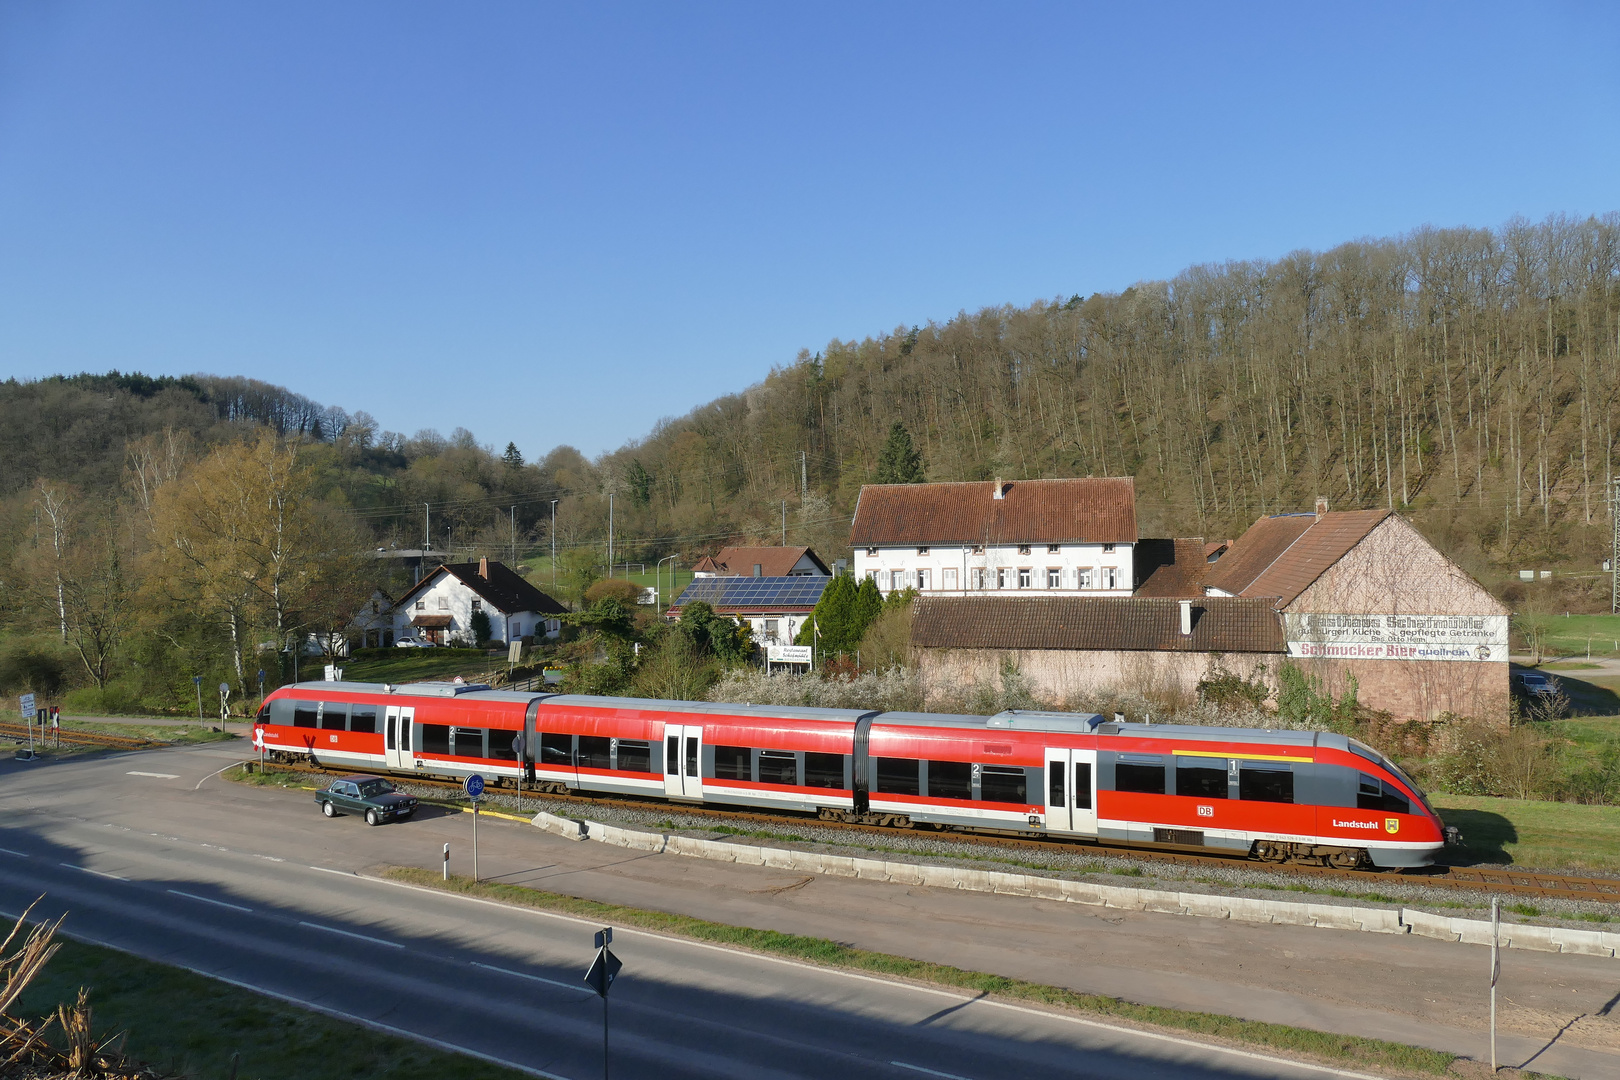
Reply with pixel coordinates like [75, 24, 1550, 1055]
[253, 679, 1454, 868]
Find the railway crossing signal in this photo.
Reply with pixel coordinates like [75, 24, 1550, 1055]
[584, 927, 622, 1080]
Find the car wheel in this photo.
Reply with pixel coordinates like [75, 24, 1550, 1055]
[322, 801, 336, 818]
[366, 809, 380, 826]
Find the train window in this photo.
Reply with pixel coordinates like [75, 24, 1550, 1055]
[980, 765, 1028, 805]
[255, 701, 271, 722]
[616, 740, 653, 773]
[349, 707, 378, 734]
[928, 760, 972, 800]
[1174, 759, 1228, 799]
[758, 751, 799, 786]
[292, 705, 318, 729]
[806, 752, 845, 789]
[713, 745, 751, 780]
[488, 731, 519, 761]
[876, 757, 921, 796]
[686, 737, 698, 777]
[419, 724, 450, 755]
[320, 704, 347, 731]
[539, 732, 573, 765]
[453, 727, 485, 758]
[1115, 756, 1166, 795]
[1048, 764, 1064, 806]
[1074, 762, 1092, 810]
[666, 736, 679, 774]
[1358, 773, 1410, 815]
[578, 736, 612, 770]
[1239, 764, 1294, 804]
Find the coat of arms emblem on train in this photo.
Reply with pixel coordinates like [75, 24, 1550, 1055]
[1385, 818, 1400, 834]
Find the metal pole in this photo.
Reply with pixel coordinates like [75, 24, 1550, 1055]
[608, 493, 614, 576]
[194, 677, 203, 721]
[781, 500, 786, 545]
[603, 993, 609, 1080]
[510, 506, 516, 565]
[424, 503, 430, 551]
[1611, 477, 1619, 614]
[1490, 896, 1499, 1072]
[473, 801, 479, 883]
[443, 842, 450, 880]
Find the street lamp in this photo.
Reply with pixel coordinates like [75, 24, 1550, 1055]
[656, 554, 679, 616]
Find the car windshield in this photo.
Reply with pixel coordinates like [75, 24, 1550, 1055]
[357, 780, 396, 797]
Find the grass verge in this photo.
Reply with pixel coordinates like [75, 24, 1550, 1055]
[1431, 792, 1620, 872]
[383, 866, 1460, 1077]
[11, 931, 530, 1080]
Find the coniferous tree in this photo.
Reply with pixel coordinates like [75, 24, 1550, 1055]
[796, 573, 856, 653]
[502, 442, 525, 469]
[874, 422, 925, 484]
[849, 575, 883, 644]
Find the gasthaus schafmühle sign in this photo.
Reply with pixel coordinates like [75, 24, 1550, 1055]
[1284, 613, 1509, 663]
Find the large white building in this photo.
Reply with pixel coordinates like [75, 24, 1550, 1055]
[849, 477, 1137, 597]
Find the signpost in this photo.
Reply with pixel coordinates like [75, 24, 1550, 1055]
[464, 773, 485, 882]
[583, 927, 623, 1080]
[218, 682, 231, 724]
[1490, 896, 1500, 1072]
[18, 694, 36, 761]
[765, 644, 813, 674]
[192, 675, 203, 722]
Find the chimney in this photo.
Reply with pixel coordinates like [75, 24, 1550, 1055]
[1314, 497, 1329, 519]
[479, 556, 489, 579]
[992, 477, 1004, 500]
[753, 563, 763, 578]
[1179, 599, 1193, 637]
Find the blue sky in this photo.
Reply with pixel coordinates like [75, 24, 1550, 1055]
[2, 2, 1616, 459]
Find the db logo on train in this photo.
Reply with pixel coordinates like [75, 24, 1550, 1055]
[1385, 818, 1400, 834]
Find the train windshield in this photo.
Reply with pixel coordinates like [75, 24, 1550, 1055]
[1348, 738, 1437, 819]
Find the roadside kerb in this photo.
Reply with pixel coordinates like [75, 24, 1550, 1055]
[530, 810, 1618, 959]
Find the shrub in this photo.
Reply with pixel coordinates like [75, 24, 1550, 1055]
[469, 610, 493, 644]
[1196, 664, 1269, 711]
[584, 579, 643, 607]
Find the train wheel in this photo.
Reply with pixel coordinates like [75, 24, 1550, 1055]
[1326, 849, 1361, 870]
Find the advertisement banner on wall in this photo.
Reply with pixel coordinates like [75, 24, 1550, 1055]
[1284, 613, 1509, 663]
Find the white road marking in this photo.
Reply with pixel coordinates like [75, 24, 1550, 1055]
[195, 759, 252, 790]
[308, 865, 355, 877]
[297, 920, 403, 949]
[60, 862, 126, 881]
[0, 847, 30, 858]
[126, 771, 180, 779]
[890, 1062, 972, 1080]
[167, 889, 253, 914]
[471, 960, 592, 993]
[363, 872, 1390, 1080]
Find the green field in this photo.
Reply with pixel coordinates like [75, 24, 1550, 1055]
[1537, 612, 1620, 657]
[519, 555, 694, 605]
[12, 931, 527, 1080]
[1431, 791, 1620, 871]
[339, 648, 506, 685]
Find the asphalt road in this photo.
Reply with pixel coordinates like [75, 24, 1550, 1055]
[0, 744, 1389, 1080]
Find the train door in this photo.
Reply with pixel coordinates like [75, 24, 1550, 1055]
[663, 724, 703, 800]
[385, 706, 415, 771]
[1044, 748, 1098, 836]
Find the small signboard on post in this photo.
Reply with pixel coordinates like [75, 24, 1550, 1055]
[19, 693, 36, 720]
[584, 926, 623, 1079]
[765, 644, 813, 674]
[507, 639, 523, 665]
[17, 694, 37, 761]
[464, 773, 484, 882]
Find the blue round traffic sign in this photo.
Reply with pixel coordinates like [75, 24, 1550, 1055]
[464, 773, 485, 799]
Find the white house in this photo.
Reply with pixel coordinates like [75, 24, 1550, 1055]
[667, 575, 829, 647]
[849, 477, 1137, 597]
[391, 557, 567, 646]
[692, 545, 830, 578]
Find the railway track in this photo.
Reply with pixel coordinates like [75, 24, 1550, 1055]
[258, 758, 1620, 905]
[0, 721, 154, 751]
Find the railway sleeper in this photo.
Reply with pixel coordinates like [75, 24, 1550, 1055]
[1251, 840, 1372, 870]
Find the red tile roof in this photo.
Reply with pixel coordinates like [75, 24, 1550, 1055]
[911, 596, 1284, 653]
[1203, 510, 1393, 607]
[850, 478, 1137, 547]
[1133, 538, 1210, 597]
[692, 546, 829, 577]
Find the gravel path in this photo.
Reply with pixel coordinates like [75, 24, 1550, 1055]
[380, 779, 1620, 933]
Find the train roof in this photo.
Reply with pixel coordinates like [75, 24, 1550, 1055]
[538, 694, 875, 725]
[874, 709, 1105, 734]
[282, 680, 497, 698]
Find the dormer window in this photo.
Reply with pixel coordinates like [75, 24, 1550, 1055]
[917, 546, 930, 556]
[1017, 544, 1031, 556]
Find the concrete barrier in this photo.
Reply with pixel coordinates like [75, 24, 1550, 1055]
[528, 811, 1616, 958]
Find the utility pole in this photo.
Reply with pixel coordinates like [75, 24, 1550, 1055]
[510, 505, 517, 565]
[551, 500, 559, 588]
[781, 500, 786, 545]
[423, 503, 430, 551]
[608, 493, 614, 577]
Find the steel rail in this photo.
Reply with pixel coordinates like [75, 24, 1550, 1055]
[0, 721, 154, 750]
[259, 758, 1620, 904]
